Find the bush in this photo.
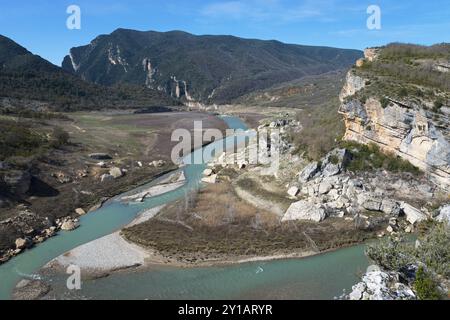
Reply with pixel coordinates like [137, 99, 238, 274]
[365, 237, 415, 271]
[414, 267, 443, 300]
[366, 223, 449, 300]
[340, 141, 421, 176]
[0, 119, 48, 160]
[414, 223, 450, 278]
[50, 127, 69, 148]
[380, 97, 390, 109]
[433, 98, 444, 113]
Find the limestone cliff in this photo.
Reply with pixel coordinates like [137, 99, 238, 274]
[339, 45, 450, 189]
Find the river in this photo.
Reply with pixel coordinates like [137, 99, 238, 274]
[0, 115, 369, 300]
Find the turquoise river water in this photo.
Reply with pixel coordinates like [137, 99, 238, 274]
[0, 115, 370, 300]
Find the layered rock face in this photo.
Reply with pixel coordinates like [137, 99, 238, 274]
[339, 51, 450, 189]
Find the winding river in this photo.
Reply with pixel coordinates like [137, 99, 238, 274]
[0, 115, 370, 300]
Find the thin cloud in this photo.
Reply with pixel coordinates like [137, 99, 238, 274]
[200, 0, 336, 22]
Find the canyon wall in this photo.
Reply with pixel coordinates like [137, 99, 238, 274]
[339, 50, 450, 189]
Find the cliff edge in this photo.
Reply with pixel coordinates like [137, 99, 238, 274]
[339, 44, 450, 189]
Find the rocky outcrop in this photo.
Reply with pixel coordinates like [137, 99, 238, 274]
[13, 279, 51, 300]
[339, 72, 366, 101]
[339, 49, 450, 189]
[298, 149, 352, 183]
[60, 219, 79, 231]
[0, 210, 56, 263]
[349, 266, 416, 300]
[436, 205, 450, 223]
[289, 147, 436, 225]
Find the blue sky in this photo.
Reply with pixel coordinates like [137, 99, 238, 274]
[0, 0, 449, 66]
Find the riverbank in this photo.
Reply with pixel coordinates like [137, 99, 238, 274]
[0, 110, 227, 264]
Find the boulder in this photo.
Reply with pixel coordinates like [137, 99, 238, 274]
[401, 202, 428, 225]
[287, 186, 299, 197]
[436, 205, 450, 223]
[381, 199, 401, 217]
[349, 282, 366, 300]
[321, 149, 352, 178]
[349, 269, 416, 300]
[109, 167, 123, 179]
[282, 201, 327, 223]
[328, 189, 340, 201]
[358, 193, 382, 211]
[322, 163, 341, 177]
[15, 238, 28, 250]
[89, 153, 112, 160]
[75, 208, 86, 216]
[201, 174, 217, 184]
[61, 219, 79, 231]
[298, 162, 320, 183]
[100, 174, 114, 183]
[44, 228, 56, 237]
[152, 160, 166, 168]
[318, 182, 333, 195]
[203, 169, 213, 177]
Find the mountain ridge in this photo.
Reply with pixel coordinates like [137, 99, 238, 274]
[0, 34, 177, 112]
[62, 29, 363, 104]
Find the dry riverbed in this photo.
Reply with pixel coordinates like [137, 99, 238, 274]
[0, 110, 226, 263]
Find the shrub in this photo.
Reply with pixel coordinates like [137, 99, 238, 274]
[340, 141, 421, 176]
[365, 237, 415, 271]
[433, 98, 444, 113]
[380, 97, 390, 109]
[0, 119, 48, 160]
[414, 223, 450, 277]
[398, 87, 409, 98]
[49, 127, 69, 148]
[414, 267, 443, 300]
[366, 223, 449, 300]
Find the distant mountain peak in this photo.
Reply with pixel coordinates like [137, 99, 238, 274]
[62, 29, 363, 104]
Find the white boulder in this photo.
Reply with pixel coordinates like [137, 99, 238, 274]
[298, 162, 320, 183]
[15, 238, 28, 250]
[287, 186, 299, 197]
[75, 208, 86, 216]
[202, 174, 217, 184]
[318, 182, 333, 195]
[203, 169, 213, 177]
[400, 202, 428, 225]
[109, 167, 123, 179]
[282, 201, 327, 223]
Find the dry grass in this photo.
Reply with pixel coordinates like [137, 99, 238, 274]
[122, 182, 377, 264]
